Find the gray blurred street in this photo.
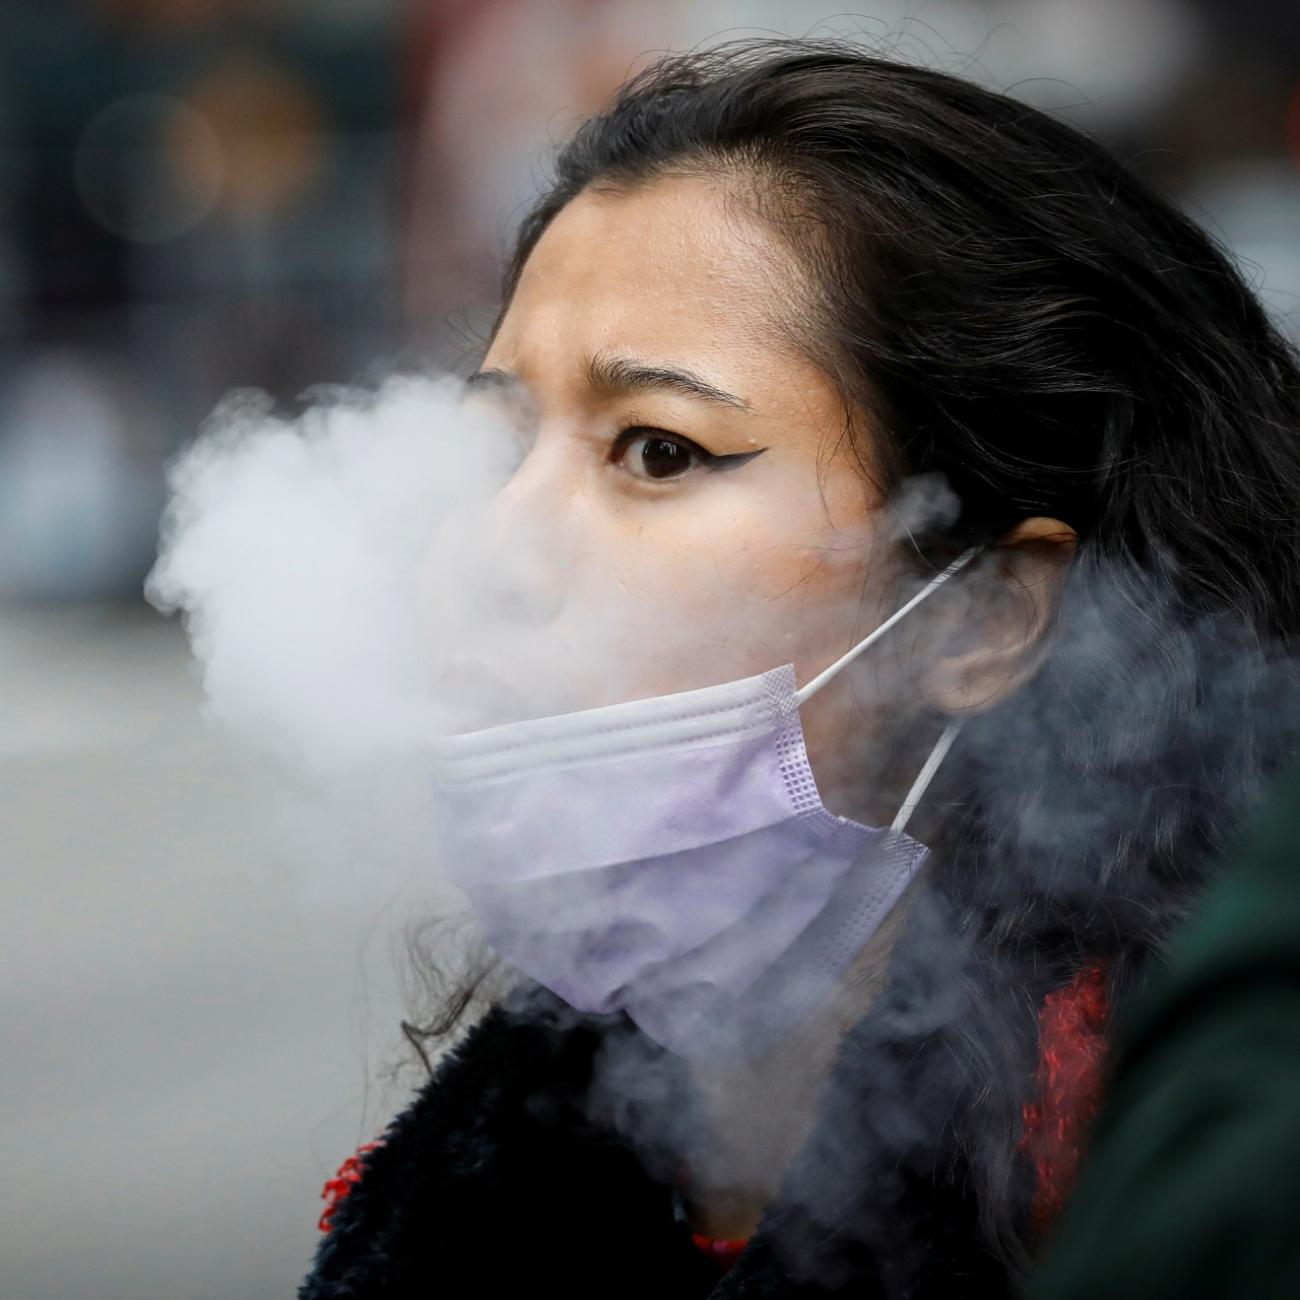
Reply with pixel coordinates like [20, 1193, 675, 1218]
[1, 606, 429, 1300]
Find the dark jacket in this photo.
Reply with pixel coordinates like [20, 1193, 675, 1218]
[1031, 756, 1300, 1300]
[297, 972, 1014, 1299]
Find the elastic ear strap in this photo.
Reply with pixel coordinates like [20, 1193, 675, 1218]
[794, 547, 980, 707]
[890, 721, 961, 835]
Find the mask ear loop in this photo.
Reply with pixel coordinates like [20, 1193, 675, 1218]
[890, 720, 961, 836]
[790, 546, 980, 837]
[794, 547, 981, 707]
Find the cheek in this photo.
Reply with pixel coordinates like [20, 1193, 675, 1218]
[598, 481, 881, 692]
[606, 500, 891, 822]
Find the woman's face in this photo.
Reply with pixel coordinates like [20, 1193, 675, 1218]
[441, 174, 901, 819]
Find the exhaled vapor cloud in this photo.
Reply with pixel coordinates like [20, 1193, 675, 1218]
[146, 374, 518, 769]
[144, 373, 533, 914]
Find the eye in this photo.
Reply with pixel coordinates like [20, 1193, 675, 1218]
[613, 428, 706, 481]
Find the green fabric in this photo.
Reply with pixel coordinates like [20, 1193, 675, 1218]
[1032, 757, 1300, 1300]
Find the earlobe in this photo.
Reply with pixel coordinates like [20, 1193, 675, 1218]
[920, 518, 1077, 715]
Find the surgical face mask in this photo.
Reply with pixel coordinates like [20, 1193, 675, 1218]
[429, 549, 978, 1063]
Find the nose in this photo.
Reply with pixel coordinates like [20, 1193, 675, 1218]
[471, 439, 576, 625]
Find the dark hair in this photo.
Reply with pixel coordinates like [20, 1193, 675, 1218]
[402, 36, 1300, 1286]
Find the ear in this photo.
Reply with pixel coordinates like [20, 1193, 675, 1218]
[920, 517, 1078, 714]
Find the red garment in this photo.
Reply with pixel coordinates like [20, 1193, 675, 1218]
[689, 1230, 750, 1273]
[317, 1140, 383, 1233]
[672, 1160, 750, 1274]
[1018, 961, 1112, 1239]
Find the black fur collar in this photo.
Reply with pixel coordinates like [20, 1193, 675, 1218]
[297, 979, 1011, 1298]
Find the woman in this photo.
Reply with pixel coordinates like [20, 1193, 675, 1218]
[298, 38, 1300, 1299]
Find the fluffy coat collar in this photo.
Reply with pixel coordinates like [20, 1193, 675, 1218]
[297, 977, 1014, 1299]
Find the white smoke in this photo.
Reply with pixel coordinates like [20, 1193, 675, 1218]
[146, 375, 517, 768]
[144, 373, 528, 914]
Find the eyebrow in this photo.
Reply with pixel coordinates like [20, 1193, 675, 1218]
[464, 350, 752, 412]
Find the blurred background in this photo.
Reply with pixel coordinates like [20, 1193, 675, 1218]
[2, 3, 1297, 1297]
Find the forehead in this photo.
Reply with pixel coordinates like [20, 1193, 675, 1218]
[488, 175, 805, 377]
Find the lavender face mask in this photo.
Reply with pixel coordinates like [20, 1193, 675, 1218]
[430, 550, 978, 1063]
